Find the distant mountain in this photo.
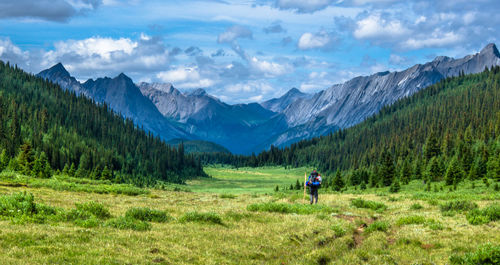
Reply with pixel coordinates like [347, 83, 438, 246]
[38, 64, 190, 141]
[38, 63, 86, 95]
[263, 43, 500, 149]
[260, 88, 310, 113]
[140, 83, 283, 154]
[38, 43, 500, 154]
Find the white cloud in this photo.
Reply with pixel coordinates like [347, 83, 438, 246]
[217, 25, 253, 43]
[157, 67, 215, 89]
[403, 30, 462, 50]
[353, 14, 408, 40]
[249, 57, 291, 77]
[298, 31, 334, 50]
[50, 37, 137, 60]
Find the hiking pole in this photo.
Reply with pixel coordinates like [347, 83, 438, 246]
[303, 171, 307, 204]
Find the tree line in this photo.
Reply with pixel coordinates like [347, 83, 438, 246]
[199, 66, 500, 189]
[0, 61, 206, 186]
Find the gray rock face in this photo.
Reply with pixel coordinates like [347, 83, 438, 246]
[260, 88, 310, 113]
[37, 66, 190, 140]
[38, 63, 86, 96]
[265, 43, 500, 149]
[140, 82, 282, 153]
[37, 43, 500, 154]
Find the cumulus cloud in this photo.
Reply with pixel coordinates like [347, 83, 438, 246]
[403, 30, 463, 50]
[157, 67, 215, 89]
[0, 38, 29, 64]
[37, 34, 174, 79]
[0, 0, 102, 22]
[217, 25, 253, 43]
[274, 0, 333, 13]
[353, 13, 409, 40]
[298, 31, 336, 50]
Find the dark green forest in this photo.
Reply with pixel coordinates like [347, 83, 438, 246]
[0, 61, 206, 186]
[200, 67, 500, 189]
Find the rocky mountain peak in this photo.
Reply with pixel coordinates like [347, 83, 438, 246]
[189, 88, 207, 97]
[480, 43, 500, 58]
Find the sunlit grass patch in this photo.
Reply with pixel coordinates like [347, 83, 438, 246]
[351, 198, 387, 211]
[105, 216, 151, 231]
[247, 202, 336, 215]
[466, 204, 500, 225]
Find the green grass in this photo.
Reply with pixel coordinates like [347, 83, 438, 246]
[187, 166, 309, 194]
[450, 243, 500, 265]
[179, 211, 223, 225]
[351, 198, 387, 211]
[466, 204, 500, 225]
[247, 202, 337, 215]
[0, 167, 498, 264]
[125, 207, 172, 222]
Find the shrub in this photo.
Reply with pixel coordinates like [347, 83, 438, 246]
[396, 215, 426, 225]
[410, 203, 423, 210]
[179, 212, 223, 225]
[125, 207, 172, 223]
[66, 201, 111, 221]
[219, 194, 237, 199]
[331, 224, 346, 237]
[440, 200, 478, 213]
[365, 221, 389, 233]
[105, 216, 151, 231]
[450, 243, 500, 265]
[351, 198, 387, 211]
[466, 204, 500, 225]
[0, 192, 59, 223]
[247, 202, 336, 215]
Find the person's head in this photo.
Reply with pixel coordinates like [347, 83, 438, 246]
[311, 170, 318, 176]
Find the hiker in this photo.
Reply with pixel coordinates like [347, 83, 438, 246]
[306, 170, 322, 204]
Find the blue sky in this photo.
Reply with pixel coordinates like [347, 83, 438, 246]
[0, 0, 499, 103]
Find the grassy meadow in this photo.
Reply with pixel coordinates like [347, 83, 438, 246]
[0, 167, 498, 264]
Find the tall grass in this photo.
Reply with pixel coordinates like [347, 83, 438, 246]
[351, 198, 387, 211]
[247, 202, 336, 215]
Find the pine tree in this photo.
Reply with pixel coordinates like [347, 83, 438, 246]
[294, 179, 301, 190]
[400, 159, 412, 184]
[445, 156, 464, 185]
[424, 130, 441, 160]
[17, 143, 34, 176]
[426, 156, 442, 182]
[332, 170, 345, 191]
[68, 163, 76, 177]
[360, 182, 367, 190]
[101, 166, 112, 180]
[31, 153, 43, 178]
[0, 149, 9, 172]
[62, 163, 70, 175]
[486, 154, 500, 181]
[389, 178, 401, 193]
[380, 151, 395, 186]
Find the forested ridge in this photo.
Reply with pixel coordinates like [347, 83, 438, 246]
[0, 61, 206, 185]
[201, 67, 500, 189]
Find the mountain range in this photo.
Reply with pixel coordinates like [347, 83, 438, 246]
[37, 43, 500, 154]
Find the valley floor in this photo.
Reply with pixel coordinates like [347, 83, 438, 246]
[0, 167, 498, 264]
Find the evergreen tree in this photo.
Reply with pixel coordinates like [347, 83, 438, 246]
[68, 163, 76, 177]
[332, 170, 345, 191]
[62, 164, 70, 175]
[389, 178, 401, 193]
[380, 151, 395, 186]
[400, 159, 412, 184]
[31, 153, 43, 178]
[424, 130, 441, 160]
[445, 156, 464, 185]
[0, 149, 9, 172]
[17, 143, 34, 176]
[486, 154, 500, 181]
[101, 166, 112, 180]
[294, 179, 301, 190]
[426, 156, 443, 182]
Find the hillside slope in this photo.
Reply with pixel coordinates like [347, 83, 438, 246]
[0, 61, 205, 185]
